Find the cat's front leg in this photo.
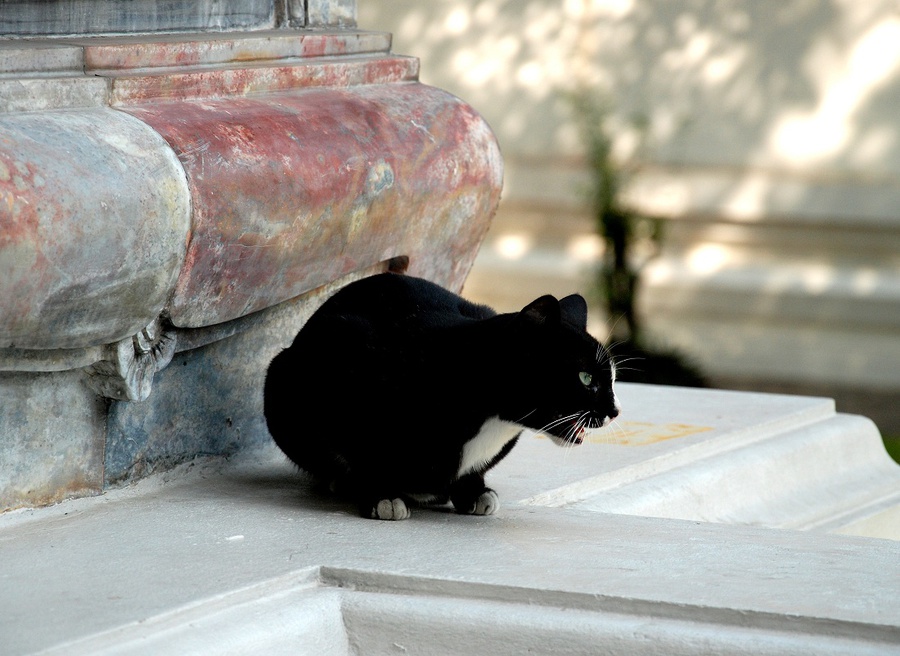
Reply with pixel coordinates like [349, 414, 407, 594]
[450, 473, 500, 516]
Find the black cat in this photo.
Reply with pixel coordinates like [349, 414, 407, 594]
[264, 272, 620, 520]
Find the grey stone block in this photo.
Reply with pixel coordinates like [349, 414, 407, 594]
[0, 0, 277, 36]
[0, 370, 106, 510]
[104, 280, 338, 486]
[0, 42, 82, 74]
[307, 0, 356, 27]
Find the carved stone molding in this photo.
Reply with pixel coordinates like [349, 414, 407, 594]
[83, 319, 177, 402]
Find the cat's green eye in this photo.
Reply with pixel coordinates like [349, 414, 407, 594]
[579, 371, 593, 387]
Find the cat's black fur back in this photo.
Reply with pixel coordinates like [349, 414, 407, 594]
[264, 272, 619, 520]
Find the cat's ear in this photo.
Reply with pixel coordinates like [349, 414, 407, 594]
[559, 294, 588, 330]
[521, 295, 561, 326]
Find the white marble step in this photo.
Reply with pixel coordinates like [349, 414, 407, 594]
[2, 457, 898, 655]
[2, 384, 899, 655]
[500, 384, 900, 540]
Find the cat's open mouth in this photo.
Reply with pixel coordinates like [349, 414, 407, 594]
[545, 418, 590, 446]
[569, 425, 587, 445]
[545, 413, 611, 446]
[546, 426, 585, 447]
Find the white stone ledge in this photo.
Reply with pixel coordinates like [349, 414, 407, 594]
[3, 469, 898, 655]
[505, 384, 900, 541]
[29, 564, 900, 656]
[2, 384, 899, 654]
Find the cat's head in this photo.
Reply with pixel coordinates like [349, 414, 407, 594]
[508, 294, 620, 446]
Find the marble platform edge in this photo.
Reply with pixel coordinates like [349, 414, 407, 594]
[520, 392, 837, 508]
[3, 431, 898, 655]
[516, 397, 900, 539]
[34, 566, 900, 656]
[5, 472, 898, 656]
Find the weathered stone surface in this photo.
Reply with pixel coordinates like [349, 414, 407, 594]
[121, 83, 501, 327]
[107, 55, 419, 104]
[0, 0, 278, 36]
[0, 370, 106, 511]
[307, 0, 356, 27]
[0, 42, 100, 114]
[78, 30, 389, 71]
[0, 41, 82, 74]
[0, 26, 501, 510]
[104, 266, 380, 485]
[0, 30, 500, 351]
[0, 77, 108, 113]
[0, 346, 103, 373]
[0, 0, 358, 37]
[0, 108, 191, 349]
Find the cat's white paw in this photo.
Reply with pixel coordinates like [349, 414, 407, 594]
[472, 489, 500, 516]
[372, 498, 410, 520]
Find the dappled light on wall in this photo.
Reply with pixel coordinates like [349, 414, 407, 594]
[362, 0, 900, 222]
[360, 0, 900, 406]
[686, 244, 731, 276]
[493, 233, 534, 260]
[769, 17, 900, 167]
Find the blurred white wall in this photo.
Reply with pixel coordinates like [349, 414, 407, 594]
[359, 1, 900, 397]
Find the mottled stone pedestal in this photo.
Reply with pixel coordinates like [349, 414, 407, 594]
[0, 27, 502, 511]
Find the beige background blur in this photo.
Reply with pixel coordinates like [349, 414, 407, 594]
[359, 0, 900, 433]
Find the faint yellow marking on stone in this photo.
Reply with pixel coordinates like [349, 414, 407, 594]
[593, 421, 713, 446]
[534, 421, 713, 446]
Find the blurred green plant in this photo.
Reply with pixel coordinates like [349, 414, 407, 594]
[567, 90, 657, 343]
[568, 89, 705, 387]
[884, 435, 900, 464]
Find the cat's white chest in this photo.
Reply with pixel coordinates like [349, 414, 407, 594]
[457, 417, 521, 478]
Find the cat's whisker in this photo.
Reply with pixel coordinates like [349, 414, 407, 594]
[562, 418, 583, 455]
[596, 419, 614, 445]
[603, 315, 627, 346]
[536, 412, 586, 448]
[569, 415, 583, 438]
[596, 343, 610, 366]
[604, 424, 621, 447]
[579, 414, 590, 439]
[588, 412, 623, 446]
[594, 342, 609, 367]
[607, 417, 627, 444]
[610, 355, 643, 375]
[564, 413, 591, 449]
[538, 413, 580, 434]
